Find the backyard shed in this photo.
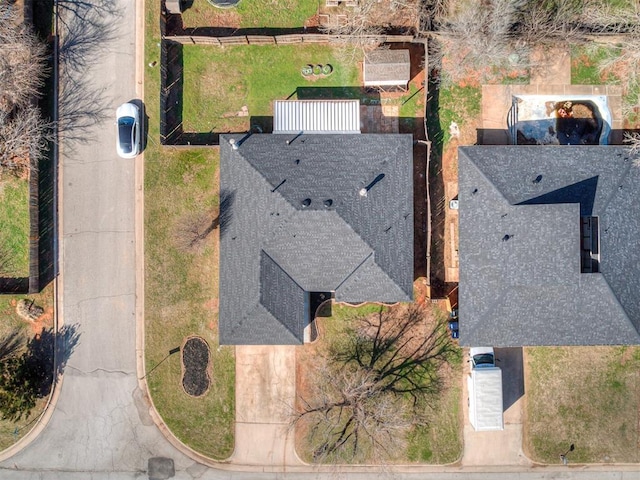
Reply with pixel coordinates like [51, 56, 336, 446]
[363, 49, 411, 90]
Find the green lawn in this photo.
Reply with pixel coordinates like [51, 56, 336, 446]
[0, 175, 30, 277]
[144, 0, 234, 460]
[437, 84, 481, 144]
[525, 346, 640, 464]
[571, 44, 620, 85]
[182, 44, 362, 133]
[406, 346, 462, 464]
[182, 43, 426, 135]
[297, 302, 463, 464]
[181, 0, 318, 29]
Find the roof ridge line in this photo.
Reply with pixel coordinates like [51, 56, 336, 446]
[335, 255, 411, 300]
[596, 149, 633, 215]
[595, 271, 640, 339]
[223, 134, 299, 210]
[334, 251, 374, 292]
[260, 249, 306, 292]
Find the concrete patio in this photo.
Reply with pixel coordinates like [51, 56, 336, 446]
[479, 47, 623, 145]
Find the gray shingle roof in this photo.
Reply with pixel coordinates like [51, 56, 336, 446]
[459, 146, 640, 346]
[220, 133, 414, 345]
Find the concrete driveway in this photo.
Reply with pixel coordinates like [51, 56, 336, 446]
[461, 347, 531, 466]
[232, 345, 303, 467]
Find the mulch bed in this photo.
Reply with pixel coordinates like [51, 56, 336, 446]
[181, 336, 211, 397]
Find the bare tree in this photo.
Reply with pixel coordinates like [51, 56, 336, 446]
[624, 132, 640, 166]
[321, 0, 420, 61]
[517, 0, 584, 46]
[583, 3, 640, 122]
[0, 107, 52, 175]
[432, 0, 529, 84]
[0, 4, 48, 112]
[0, 3, 52, 176]
[293, 304, 457, 463]
[174, 211, 218, 253]
[429, 0, 597, 84]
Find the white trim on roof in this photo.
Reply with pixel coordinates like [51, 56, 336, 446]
[273, 100, 361, 134]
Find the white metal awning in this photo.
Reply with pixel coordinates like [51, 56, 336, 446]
[273, 100, 361, 134]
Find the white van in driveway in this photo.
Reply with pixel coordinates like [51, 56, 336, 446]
[468, 347, 504, 431]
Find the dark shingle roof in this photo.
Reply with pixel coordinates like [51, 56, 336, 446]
[459, 146, 640, 346]
[220, 133, 414, 345]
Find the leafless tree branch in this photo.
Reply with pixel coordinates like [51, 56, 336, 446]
[293, 304, 457, 463]
[0, 4, 48, 112]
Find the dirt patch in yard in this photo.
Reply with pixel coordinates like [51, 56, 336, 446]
[442, 140, 459, 283]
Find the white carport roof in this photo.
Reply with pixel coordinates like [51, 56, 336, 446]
[273, 100, 361, 134]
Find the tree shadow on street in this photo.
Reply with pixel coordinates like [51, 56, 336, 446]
[55, 0, 121, 149]
[23, 325, 81, 398]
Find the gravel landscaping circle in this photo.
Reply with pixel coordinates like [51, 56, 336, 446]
[181, 336, 211, 397]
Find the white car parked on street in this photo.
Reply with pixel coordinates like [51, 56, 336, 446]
[116, 102, 141, 158]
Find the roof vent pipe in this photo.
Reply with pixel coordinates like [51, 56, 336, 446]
[229, 138, 238, 150]
[359, 173, 385, 198]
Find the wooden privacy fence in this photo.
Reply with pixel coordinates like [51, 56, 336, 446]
[166, 33, 416, 46]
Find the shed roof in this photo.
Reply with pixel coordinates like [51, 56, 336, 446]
[364, 49, 411, 87]
[219, 133, 414, 345]
[458, 145, 640, 346]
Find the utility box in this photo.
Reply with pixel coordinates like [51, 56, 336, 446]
[468, 347, 504, 431]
